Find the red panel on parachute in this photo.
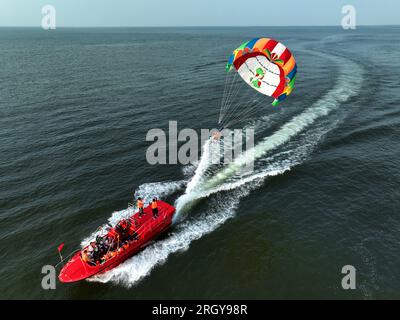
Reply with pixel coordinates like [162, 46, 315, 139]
[232, 51, 268, 70]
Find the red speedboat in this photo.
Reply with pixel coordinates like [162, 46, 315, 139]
[59, 200, 175, 283]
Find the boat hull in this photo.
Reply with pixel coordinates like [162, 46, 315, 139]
[58, 200, 175, 283]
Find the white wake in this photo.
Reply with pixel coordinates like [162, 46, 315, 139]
[87, 54, 363, 287]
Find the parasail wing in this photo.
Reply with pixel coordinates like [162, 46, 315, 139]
[226, 38, 297, 105]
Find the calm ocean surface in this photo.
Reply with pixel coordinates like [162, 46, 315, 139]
[0, 26, 399, 299]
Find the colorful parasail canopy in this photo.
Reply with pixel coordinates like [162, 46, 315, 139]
[226, 37, 297, 106]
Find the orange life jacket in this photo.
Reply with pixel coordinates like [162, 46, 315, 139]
[151, 201, 158, 209]
[82, 251, 89, 263]
[137, 200, 144, 208]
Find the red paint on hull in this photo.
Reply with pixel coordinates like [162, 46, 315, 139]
[59, 201, 175, 283]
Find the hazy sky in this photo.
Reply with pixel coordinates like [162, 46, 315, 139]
[0, 0, 398, 27]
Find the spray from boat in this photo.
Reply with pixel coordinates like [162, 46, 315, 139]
[86, 53, 363, 287]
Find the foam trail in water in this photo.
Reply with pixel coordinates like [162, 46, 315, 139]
[176, 116, 329, 210]
[200, 56, 363, 191]
[97, 113, 346, 287]
[185, 139, 216, 193]
[175, 55, 363, 216]
[87, 54, 364, 287]
[88, 181, 261, 286]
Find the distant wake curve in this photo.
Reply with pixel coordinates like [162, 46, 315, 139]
[87, 53, 364, 287]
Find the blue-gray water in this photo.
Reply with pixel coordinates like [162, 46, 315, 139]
[0, 26, 399, 299]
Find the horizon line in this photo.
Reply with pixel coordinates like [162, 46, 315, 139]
[0, 24, 399, 28]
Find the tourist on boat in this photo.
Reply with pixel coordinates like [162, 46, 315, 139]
[116, 219, 130, 241]
[137, 197, 144, 217]
[88, 242, 95, 254]
[82, 249, 90, 263]
[151, 198, 159, 218]
[82, 248, 96, 266]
